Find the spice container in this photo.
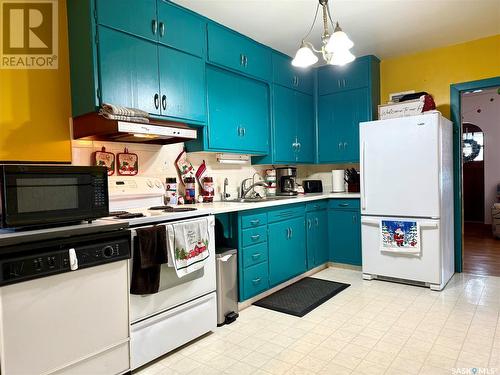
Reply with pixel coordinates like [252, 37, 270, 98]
[184, 176, 196, 204]
[165, 177, 178, 205]
[202, 177, 214, 203]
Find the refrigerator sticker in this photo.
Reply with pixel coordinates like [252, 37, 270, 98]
[380, 220, 421, 255]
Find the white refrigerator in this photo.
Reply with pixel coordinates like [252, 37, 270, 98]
[360, 112, 454, 290]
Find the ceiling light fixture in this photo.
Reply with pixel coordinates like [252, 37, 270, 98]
[292, 0, 354, 68]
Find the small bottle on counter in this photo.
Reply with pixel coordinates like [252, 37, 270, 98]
[202, 176, 214, 203]
[165, 177, 178, 205]
[184, 176, 196, 204]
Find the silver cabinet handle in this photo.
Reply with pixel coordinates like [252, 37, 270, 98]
[343, 79, 346, 87]
[252, 278, 261, 284]
[152, 19, 158, 35]
[286, 228, 290, 239]
[154, 93, 159, 109]
[159, 21, 165, 37]
[242, 127, 246, 136]
[250, 219, 260, 225]
[352, 215, 356, 223]
[289, 227, 293, 238]
[252, 253, 261, 259]
[337, 80, 341, 88]
[308, 219, 312, 229]
[338, 142, 342, 150]
[240, 54, 245, 66]
[343, 142, 348, 149]
[161, 95, 167, 110]
[251, 234, 260, 241]
[244, 55, 248, 67]
[297, 142, 301, 151]
[339, 203, 349, 207]
[237, 126, 244, 137]
[315, 218, 319, 226]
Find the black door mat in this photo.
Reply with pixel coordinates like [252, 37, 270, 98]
[253, 277, 350, 317]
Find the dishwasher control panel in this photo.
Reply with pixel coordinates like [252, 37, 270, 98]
[0, 230, 131, 286]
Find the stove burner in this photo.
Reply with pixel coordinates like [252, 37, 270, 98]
[149, 206, 198, 213]
[110, 211, 145, 219]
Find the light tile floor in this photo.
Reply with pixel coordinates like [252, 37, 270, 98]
[134, 267, 500, 375]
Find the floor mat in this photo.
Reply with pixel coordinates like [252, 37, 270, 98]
[253, 277, 350, 317]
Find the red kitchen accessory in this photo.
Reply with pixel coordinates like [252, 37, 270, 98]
[117, 147, 138, 176]
[93, 146, 115, 176]
[175, 149, 193, 184]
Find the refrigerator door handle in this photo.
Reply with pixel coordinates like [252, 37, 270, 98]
[361, 141, 367, 211]
[361, 217, 379, 225]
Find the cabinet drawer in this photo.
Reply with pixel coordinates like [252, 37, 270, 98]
[268, 205, 305, 223]
[207, 23, 271, 81]
[272, 52, 313, 94]
[243, 262, 269, 300]
[241, 212, 268, 229]
[242, 242, 268, 268]
[328, 199, 360, 210]
[306, 200, 328, 212]
[242, 226, 267, 247]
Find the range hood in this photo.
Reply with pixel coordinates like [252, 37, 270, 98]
[72, 113, 198, 145]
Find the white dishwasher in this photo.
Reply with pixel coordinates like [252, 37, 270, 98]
[0, 229, 131, 375]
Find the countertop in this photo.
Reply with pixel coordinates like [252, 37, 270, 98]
[0, 193, 360, 242]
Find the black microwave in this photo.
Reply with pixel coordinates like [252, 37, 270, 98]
[0, 165, 109, 229]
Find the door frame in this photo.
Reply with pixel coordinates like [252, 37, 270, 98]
[450, 76, 500, 272]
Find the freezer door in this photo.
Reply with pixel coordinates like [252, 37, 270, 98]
[361, 216, 441, 284]
[360, 114, 441, 218]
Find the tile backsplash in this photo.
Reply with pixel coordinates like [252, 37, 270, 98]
[72, 140, 355, 200]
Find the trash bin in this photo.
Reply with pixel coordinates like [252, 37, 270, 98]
[216, 248, 239, 326]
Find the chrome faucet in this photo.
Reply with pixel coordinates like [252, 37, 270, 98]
[240, 173, 268, 199]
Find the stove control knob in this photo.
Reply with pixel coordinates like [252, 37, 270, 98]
[146, 180, 153, 188]
[155, 180, 162, 188]
[102, 246, 114, 258]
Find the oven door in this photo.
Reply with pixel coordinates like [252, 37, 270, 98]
[1, 166, 108, 228]
[129, 216, 216, 323]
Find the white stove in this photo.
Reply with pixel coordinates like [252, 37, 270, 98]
[107, 176, 205, 226]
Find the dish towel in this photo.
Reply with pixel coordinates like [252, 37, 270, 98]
[166, 218, 210, 278]
[99, 103, 150, 123]
[380, 220, 421, 255]
[130, 225, 169, 295]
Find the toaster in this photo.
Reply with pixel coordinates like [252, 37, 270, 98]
[302, 180, 323, 194]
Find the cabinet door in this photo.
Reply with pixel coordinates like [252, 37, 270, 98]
[157, 1, 206, 57]
[329, 210, 361, 266]
[269, 216, 306, 285]
[295, 91, 315, 163]
[206, 67, 239, 150]
[318, 57, 369, 95]
[314, 210, 329, 265]
[273, 85, 297, 163]
[272, 52, 313, 94]
[207, 23, 272, 81]
[343, 87, 370, 162]
[96, 0, 158, 42]
[98, 27, 160, 115]
[158, 46, 206, 122]
[318, 92, 344, 163]
[238, 75, 270, 153]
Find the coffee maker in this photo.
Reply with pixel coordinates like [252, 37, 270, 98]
[276, 167, 298, 196]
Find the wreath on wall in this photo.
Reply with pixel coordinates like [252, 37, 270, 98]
[463, 138, 481, 163]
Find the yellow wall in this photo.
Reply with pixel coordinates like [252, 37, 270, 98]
[381, 35, 500, 118]
[0, 0, 71, 162]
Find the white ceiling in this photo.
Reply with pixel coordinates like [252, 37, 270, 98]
[174, 0, 500, 59]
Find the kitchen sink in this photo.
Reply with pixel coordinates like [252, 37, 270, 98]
[224, 196, 297, 203]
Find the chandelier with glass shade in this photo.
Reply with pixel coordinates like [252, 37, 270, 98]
[292, 0, 355, 68]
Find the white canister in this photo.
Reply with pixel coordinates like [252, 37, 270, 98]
[332, 170, 346, 192]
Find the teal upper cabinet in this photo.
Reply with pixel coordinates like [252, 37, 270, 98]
[318, 87, 369, 163]
[158, 46, 205, 122]
[272, 52, 313, 95]
[254, 85, 314, 164]
[207, 23, 272, 81]
[156, 1, 205, 57]
[317, 55, 380, 163]
[268, 216, 306, 286]
[98, 27, 160, 115]
[96, 0, 158, 42]
[194, 66, 269, 154]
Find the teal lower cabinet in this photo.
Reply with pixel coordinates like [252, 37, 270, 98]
[328, 200, 362, 266]
[268, 215, 306, 286]
[306, 209, 329, 269]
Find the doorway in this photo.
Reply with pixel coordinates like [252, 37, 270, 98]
[457, 85, 500, 276]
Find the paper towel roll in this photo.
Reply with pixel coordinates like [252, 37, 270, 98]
[332, 170, 346, 192]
